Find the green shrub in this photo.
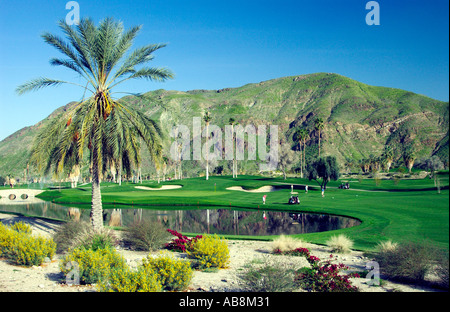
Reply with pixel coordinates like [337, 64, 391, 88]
[373, 241, 436, 283]
[98, 265, 163, 292]
[142, 252, 193, 291]
[122, 220, 171, 251]
[72, 227, 117, 251]
[53, 220, 90, 253]
[187, 234, 230, 269]
[60, 247, 126, 285]
[0, 222, 56, 266]
[238, 258, 297, 292]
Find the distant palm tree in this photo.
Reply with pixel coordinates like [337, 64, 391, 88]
[229, 117, 237, 178]
[296, 128, 309, 178]
[314, 118, 324, 158]
[403, 146, 416, 173]
[17, 18, 173, 230]
[382, 146, 394, 172]
[203, 111, 212, 180]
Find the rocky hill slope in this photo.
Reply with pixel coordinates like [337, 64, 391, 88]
[0, 73, 448, 178]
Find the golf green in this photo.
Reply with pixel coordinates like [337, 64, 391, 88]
[29, 173, 450, 251]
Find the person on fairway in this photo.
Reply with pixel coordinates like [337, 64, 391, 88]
[263, 194, 267, 204]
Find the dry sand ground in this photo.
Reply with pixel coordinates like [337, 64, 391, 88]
[0, 212, 441, 293]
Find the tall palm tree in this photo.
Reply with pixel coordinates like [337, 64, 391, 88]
[17, 17, 173, 230]
[296, 128, 309, 178]
[203, 111, 212, 180]
[314, 117, 324, 158]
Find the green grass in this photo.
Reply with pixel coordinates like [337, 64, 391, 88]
[32, 173, 450, 252]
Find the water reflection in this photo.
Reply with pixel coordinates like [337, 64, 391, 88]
[0, 202, 361, 236]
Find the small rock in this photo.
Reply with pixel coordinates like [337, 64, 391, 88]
[38, 284, 45, 288]
[44, 257, 51, 263]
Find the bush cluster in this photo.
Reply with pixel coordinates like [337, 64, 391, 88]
[57, 225, 196, 292]
[0, 222, 56, 267]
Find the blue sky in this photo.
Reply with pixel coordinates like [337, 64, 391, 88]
[0, 0, 448, 141]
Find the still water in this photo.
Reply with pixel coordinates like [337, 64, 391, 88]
[0, 200, 361, 236]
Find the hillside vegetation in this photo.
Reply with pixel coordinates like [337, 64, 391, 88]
[0, 73, 448, 179]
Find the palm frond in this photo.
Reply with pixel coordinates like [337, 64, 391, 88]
[16, 78, 68, 95]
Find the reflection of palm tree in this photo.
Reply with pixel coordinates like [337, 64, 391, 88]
[18, 18, 173, 230]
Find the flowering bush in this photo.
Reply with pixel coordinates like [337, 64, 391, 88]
[187, 234, 230, 269]
[165, 229, 202, 252]
[60, 247, 126, 285]
[98, 264, 162, 292]
[142, 251, 193, 291]
[0, 222, 56, 267]
[275, 246, 359, 292]
[295, 261, 359, 292]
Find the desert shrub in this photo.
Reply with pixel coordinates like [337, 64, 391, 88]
[165, 229, 202, 252]
[187, 234, 230, 269]
[0, 222, 56, 266]
[435, 251, 449, 289]
[238, 258, 297, 292]
[98, 264, 162, 292]
[373, 241, 436, 283]
[141, 252, 193, 291]
[122, 220, 171, 251]
[375, 240, 398, 253]
[60, 247, 126, 285]
[71, 227, 117, 251]
[52, 220, 90, 253]
[271, 235, 305, 253]
[326, 234, 354, 253]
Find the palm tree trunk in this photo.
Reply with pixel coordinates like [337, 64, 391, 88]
[206, 123, 209, 180]
[303, 138, 306, 175]
[91, 143, 103, 230]
[91, 176, 103, 231]
[318, 131, 321, 158]
[299, 141, 303, 178]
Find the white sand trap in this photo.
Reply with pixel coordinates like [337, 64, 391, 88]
[135, 185, 182, 191]
[226, 185, 278, 193]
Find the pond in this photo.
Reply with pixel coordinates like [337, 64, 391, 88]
[0, 200, 361, 236]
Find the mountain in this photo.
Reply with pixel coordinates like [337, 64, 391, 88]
[0, 72, 448, 179]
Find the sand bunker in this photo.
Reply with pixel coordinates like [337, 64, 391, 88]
[135, 185, 182, 191]
[226, 185, 278, 193]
